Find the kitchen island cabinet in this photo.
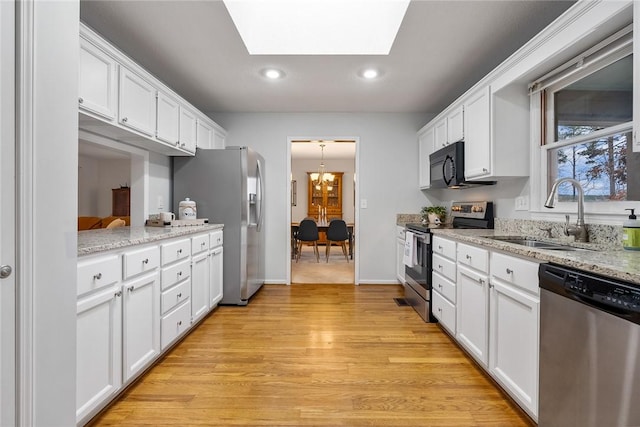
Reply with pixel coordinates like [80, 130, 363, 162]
[76, 225, 222, 426]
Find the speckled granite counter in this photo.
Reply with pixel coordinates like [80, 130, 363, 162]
[78, 224, 224, 256]
[430, 228, 640, 285]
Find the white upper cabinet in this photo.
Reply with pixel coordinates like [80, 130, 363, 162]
[78, 38, 117, 120]
[179, 107, 197, 154]
[447, 105, 464, 143]
[156, 91, 180, 146]
[434, 118, 448, 149]
[79, 23, 226, 157]
[118, 67, 156, 137]
[463, 86, 491, 179]
[418, 125, 435, 189]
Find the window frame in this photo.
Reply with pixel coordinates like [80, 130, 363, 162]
[531, 42, 635, 219]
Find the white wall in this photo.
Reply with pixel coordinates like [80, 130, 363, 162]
[78, 155, 100, 216]
[292, 158, 355, 223]
[148, 151, 172, 215]
[210, 112, 430, 284]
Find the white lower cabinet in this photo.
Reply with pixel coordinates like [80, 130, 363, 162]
[191, 252, 210, 322]
[456, 264, 489, 367]
[489, 252, 541, 420]
[396, 226, 406, 283]
[432, 286, 455, 334]
[76, 284, 122, 425]
[122, 271, 160, 383]
[209, 246, 224, 307]
[161, 300, 191, 349]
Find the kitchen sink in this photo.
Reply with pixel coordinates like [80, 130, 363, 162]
[486, 236, 591, 251]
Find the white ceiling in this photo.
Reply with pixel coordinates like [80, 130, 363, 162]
[79, 0, 575, 115]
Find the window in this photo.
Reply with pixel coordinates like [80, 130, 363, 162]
[531, 25, 639, 211]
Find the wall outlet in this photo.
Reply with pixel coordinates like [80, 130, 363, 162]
[515, 196, 529, 211]
[360, 199, 368, 209]
[157, 195, 164, 211]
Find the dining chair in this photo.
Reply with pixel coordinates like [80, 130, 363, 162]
[296, 219, 319, 262]
[325, 219, 349, 262]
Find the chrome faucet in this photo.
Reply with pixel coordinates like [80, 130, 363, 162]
[544, 177, 588, 242]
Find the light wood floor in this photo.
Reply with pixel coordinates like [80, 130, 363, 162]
[291, 244, 354, 284]
[90, 284, 533, 426]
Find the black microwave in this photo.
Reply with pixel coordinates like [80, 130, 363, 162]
[429, 141, 495, 188]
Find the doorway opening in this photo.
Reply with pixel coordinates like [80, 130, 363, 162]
[288, 138, 357, 284]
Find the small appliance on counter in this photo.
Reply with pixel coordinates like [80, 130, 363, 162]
[403, 201, 494, 322]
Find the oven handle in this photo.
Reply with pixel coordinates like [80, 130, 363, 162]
[411, 232, 430, 243]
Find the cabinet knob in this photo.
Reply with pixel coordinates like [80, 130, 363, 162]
[177, 293, 182, 298]
[438, 284, 443, 289]
[438, 264, 442, 269]
[478, 278, 485, 284]
[142, 258, 149, 264]
[178, 249, 182, 254]
[0, 265, 12, 279]
[122, 117, 128, 123]
[438, 245, 443, 250]
[177, 320, 182, 326]
[482, 168, 488, 172]
[178, 271, 182, 276]
[78, 97, 84, 104]
[114, 291, 122, 297]
[506, 268, 513, 274]
[93, 272, 102, 280]
[465, 254, 471, 260]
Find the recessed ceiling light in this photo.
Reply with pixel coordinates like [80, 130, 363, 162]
[361, 69, 379, 79]
[223, 0, 410, 55]
[261, 68, 285, 79]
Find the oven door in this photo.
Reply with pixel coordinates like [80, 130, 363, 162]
[404, 231, 431, 298]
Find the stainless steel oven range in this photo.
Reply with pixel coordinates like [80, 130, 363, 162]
[403, 201, 494, 322]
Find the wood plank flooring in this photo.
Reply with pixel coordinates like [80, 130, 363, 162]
[90, 284, 534, 426]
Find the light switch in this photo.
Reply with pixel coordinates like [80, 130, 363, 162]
[360, 199, 368, 209]
[157, 195, 164, 210]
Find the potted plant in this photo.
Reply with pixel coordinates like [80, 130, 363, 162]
[421, 205, 446, 225]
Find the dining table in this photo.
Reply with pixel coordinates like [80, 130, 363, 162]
[291, 221, 354, 260]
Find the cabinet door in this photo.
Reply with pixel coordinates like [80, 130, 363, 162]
[76, 285, 122, 424]
[79, 38, 117, 120]
[396, 237, 406, 283]
[418, 126, 435, 189]
[196, 118, 214, 149]
[456, 264, 489, 366]
[179, 106, 197, 153]
[122, 272, 160, 383]
[156, 90, 179, 145]
[463, 86, 491, 179]
[191, 252, 210, 322]
[209, 247, 224, 307]
[434, 118, 448, 149]
[448, 105, 464, 143]
[118, 67, 156, 136]
[490, 280, 540, 419]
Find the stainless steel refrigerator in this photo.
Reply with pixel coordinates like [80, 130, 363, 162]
[173, 147, 265, 305]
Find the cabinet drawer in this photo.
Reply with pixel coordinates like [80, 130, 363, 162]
[161, 300, 191, 350]
[210, 230, 223, 248]
[432, 289, 456, 335]
[161, 239, 190, 266]
[457, 242, 489, 273]
[491, 252, 541, 295]
[191, 233, 209, 255]
[123, 246, 160, 280]
[77, 254, 121, 296]
[161, 279, 190, 315]
[432, 271, 456, 304]
[433, 253, 456, 282]
[432, 236, 456, 260]
[161, 258, 191, 290]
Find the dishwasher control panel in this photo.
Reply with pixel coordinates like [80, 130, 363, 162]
[564, 271, 640, 313]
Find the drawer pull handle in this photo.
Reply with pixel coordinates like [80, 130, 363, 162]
[506, 268, 513, 274]
[142, 258, 149, 264]
[201, 242, 206, 247]
[438, 284, 443, 289]
[93, 273, 102, 280]
[177, 293, 182, 298]
[178, 271, 182, 276]
[114, 291, 122, 297]
[128, 286, 134, 292]
[177, 320, 182, 326]
[78, 97, 84, 104]
[478, 278, 485, 284]
[122, 117, 128, 123]
[438, 245, 443, 250]
[465, 254, 471, 260]
[178, 249, 182, 254]
[438, 264, 442, 269]
[438, 307, 442, 312]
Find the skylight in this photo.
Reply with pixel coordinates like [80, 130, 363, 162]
[223, 0, 410, 55]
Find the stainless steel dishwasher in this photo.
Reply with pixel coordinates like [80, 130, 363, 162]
[539, 263, 640, 426]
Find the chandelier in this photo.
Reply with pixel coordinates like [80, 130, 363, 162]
[310, 143, 334, 191]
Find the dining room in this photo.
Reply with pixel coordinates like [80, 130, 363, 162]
[290, 140, 356, 284]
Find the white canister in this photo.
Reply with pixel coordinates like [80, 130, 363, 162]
[179, 197, 197, 220]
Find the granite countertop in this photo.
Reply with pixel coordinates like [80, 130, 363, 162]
[430, 228, 640, 285]
[78, 224, 224, 256]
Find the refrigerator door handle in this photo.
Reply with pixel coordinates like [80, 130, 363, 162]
[256, 158, 264, 231]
